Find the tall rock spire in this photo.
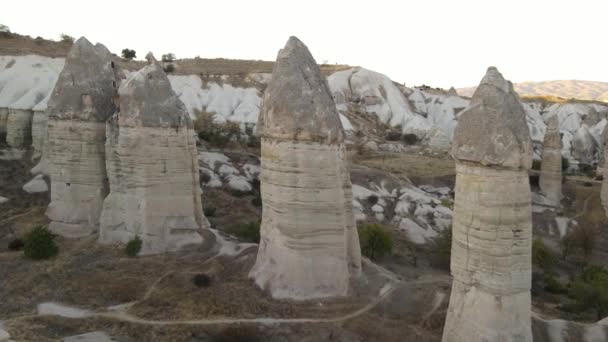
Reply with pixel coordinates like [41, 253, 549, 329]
[99, 54, 206, 254]
[45, 37, 118, 237]
[250, 37, 361, 300]
[442, 67, 533, 342]
[539, 115, 563, 206]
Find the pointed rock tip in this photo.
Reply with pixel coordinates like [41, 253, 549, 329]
[73, 36, 93, 47]
[480, 66, 510, 92]
[145, 52, 158, 64]
[279, 36, 312, 59]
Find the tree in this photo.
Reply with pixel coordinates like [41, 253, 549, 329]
[0, 24, 10, 33]
[60, 33, 74, 44]
[358, 224, 393, 261]
[161, 53, 176, 63]
[121, 48, 136, 60]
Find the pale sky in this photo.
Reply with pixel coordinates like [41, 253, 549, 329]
[3, 0, 607, 88]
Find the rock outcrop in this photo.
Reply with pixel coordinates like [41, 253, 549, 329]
[5, 108, 33, 148]
[539, 115, 563, 206]
[99, 54, 205, 255]
[45, 37, 118, 237]
[443, 67, 533, 342]
[249, 37, 361, 300]
[601, 138, 608, 217]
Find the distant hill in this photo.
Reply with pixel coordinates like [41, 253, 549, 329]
[458, 80, 608, 102]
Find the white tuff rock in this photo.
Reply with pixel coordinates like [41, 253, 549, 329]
[99, 54, 206, 254]
[250, 37, 361, 300]
[45, 37, 118, 237]
[539, 115, 563, 207]
[443, 67, 533, 342]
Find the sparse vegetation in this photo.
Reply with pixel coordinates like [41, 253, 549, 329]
[440, 198, 453, 209]
[163, 63, 175, 73]
[367, 194, 379, 205]
[532, 239, 556, 271]
[195, 111, 246, 148]
[217, 326, 260, 342]
[560, 231, 576, 261]
[567, 265, 608, 320]
[532, 160, 542, 171]
[251, 196, 262, 207]
[121, 48, 136, 60]
[204, 207, 217, 217]
[23, 226, 58, 260]
[402, 133, 419, 145]
[562, 157, 570, 172]
[125, 236, 143, 257]
[227, 222, 260, 243]
[192, 273, 212, 288]
[358, 224, 393, 261]
[8, 238, 24, 251]
[572, 225, 598, 261]
[59, 33, 74, 44]
[161, 53, 176, 63]
[429, 228, 452, 270]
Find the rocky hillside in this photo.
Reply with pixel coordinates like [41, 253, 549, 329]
[459, 80, 608, 103]
[2, 33, 608, 169]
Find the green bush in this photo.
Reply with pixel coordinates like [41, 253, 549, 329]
[24, 226, 58, 260]
[228, 222, 260, 243]
[402, 133, 419, 145]
[367, 195, 379, 205]
[358, 224, 393, 261]
[125, 236, 143, 257]
[544, 273, 567, 294]
[192, 273, 212, 288]
[204, 207, 217, 217]
[429, 228, 452, 270]
[562, 157, 569, 172]
[8, 238, 24, 251]
[532, 239, 556, 271]
[59, 33, 74, 44]
[532, 160, 542, 171]
[568, 265, 608, 320]
[251, 196, 262, 207]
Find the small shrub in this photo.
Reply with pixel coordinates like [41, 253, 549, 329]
[429, 228, 452, 270]
[204, 207, 216, 217]
[251, 196, 262, 207]
[561, 231, 576, 261]
[251, 178, 261, 192]
[402, 133, 419, 145]
[161, 53, 176, 63]
[24, 226, 58, 260]
[59, 33, 74, 44]
[192, 273, 211, 288]
[121, 48, 136, 60]
[562, 157, 570, 172]
[8, 238, 24, 251]
[440, 198, 453, 209]
[228, 222, 261, 243]
[367, 194, 379, 205]
[568, 265, 608, 320]
[200, 171, 211, 183]
[385, 131, 401, 141]
[217, 326, 260, 342]
[358, 224, 393, 261]
[544, 273, 567, 294]
[163, 64, 175, 73]
[532, 160, 542, 171]
[532, 239, 556, 271]
[578, 163, 595, 178]
[230, 190, 248, 198]
[529, 175, 540, 189]
[125, 236, 143, 257]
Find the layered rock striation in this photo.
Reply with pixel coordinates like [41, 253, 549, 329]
[45, 37, 118, 237]
[539, 115, 563, 206]
[99, 54, 205, 255]
[249, 37, 361, 300]
[442, 67, 533, 342]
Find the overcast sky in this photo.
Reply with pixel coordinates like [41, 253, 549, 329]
[4, 0, 607, 88]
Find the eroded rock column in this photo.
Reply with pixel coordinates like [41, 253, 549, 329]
[6, 108, 33, 148]
[249, 37, 361, 300]
[539, 115, 562, 207]
[99, 54, 205, 254]
[442, 67, 533, 342]
[45, 37, 117, 237]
